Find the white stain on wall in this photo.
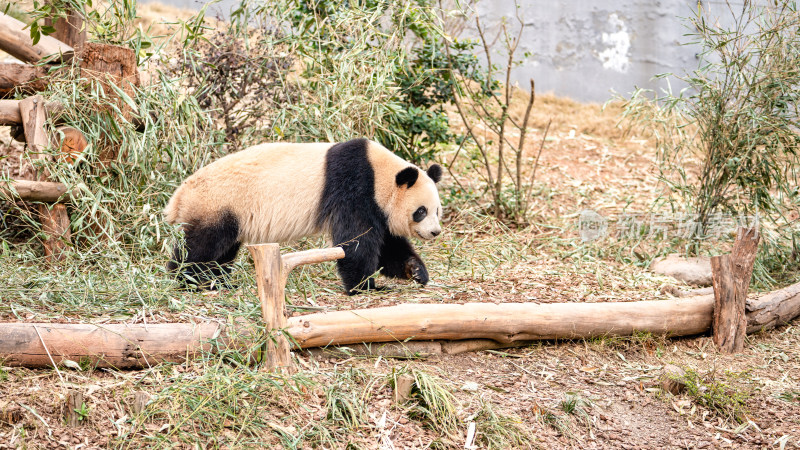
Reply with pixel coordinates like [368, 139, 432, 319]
[597, 13, 630, 73]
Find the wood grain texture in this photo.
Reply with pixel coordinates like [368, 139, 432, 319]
[286, 297, 717, 348]
[0, 13, 73, 64]
[711, 255, 743, 353]
[711, 228, 759, 353]
[43, 5, 86, 51]
[731, 227, 760, 294]
[282, 247, 345, 276]
[64, 391, 84, 427]
[55, 126, 88, 163]
[248, 244, 293, 371]
[746, 281, 800, 333]
[0, 63, 49, 97]
[37, 203, 71, 261]
[0, 322, 224, 368]
[0, 99, 21, 125]
[19, 95, 48, 154]
[0, 179, 73, 202]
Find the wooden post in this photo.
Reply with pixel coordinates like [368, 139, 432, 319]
[247, 244, 345, 372]
[36, 204, 71, 261]
[19, 95, 48, 155]
[64, 390, 84, 426]
[711, 227, 760, 353]
[248, 244, 289, 371]
[44, 4, 86, 52]
[19, 95, 72, 262]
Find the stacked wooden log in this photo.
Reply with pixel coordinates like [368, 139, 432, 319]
[0, 8, 139, 260]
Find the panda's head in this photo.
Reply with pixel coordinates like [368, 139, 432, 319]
[390, 164, 443, 240]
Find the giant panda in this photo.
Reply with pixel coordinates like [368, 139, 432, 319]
[164, 138, 443, 295]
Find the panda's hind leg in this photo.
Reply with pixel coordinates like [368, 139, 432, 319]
[379, 234, 429, 285]
[168, 210, 241, 290]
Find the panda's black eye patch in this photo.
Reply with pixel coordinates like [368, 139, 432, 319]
[413, 206, 427, 223]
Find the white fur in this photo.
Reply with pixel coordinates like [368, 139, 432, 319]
[165, 140, 442, 244]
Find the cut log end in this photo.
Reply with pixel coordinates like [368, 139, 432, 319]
[56, 126, 88, 164]
[393, 374, 415, 404]
[64, 390, 85, 427]
[660, 364, 688, 395]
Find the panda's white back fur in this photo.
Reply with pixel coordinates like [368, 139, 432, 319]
[164, 140, 414, 244]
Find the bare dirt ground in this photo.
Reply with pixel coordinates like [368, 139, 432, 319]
[1, 90, 799, 448]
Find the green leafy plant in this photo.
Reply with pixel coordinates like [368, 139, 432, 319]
[622, 0, 800, 279]
[75, 402, 89, 422]
[681, 368, 750, 424]
[281, 0, 489, 162]
[28, 0, 153, 58]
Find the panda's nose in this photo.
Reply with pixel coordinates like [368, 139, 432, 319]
[431, 230, 441, 237]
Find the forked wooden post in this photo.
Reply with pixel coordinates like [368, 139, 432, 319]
[711, 227, 760, 353]
[247, 244, 345, 371]
[20, 95, 72, 262]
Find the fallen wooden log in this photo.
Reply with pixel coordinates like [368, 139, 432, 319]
[2, 281, 799, 369]
[0, 63, 49, 97]
[746, 281, 800, 333]
[0, 99, 22, 125]
[286, 297, 716, 348]
[0, 296, 714, 368]
[0, 322, 226, 369]
[0, 13, 73, 64]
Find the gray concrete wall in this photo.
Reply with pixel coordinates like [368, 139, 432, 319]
[466, 1, 702, 103]
[142, 0, 750, 103]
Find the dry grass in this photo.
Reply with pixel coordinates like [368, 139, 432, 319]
[1, 2, 799, 448]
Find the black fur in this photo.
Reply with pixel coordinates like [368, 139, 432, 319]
[412, 206, 427, 223]
[427, 164, 442, 183]
[169, 138, 431, 294]
[168, 210, 240, 289]
[379, 234, 429, 285]
[317, 138, 428, 295]
[395, 166, 419, 188]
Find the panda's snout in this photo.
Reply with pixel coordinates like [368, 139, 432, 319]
[431, 230, 440, 237]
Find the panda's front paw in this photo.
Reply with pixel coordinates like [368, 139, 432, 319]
[405, 257, 429, 285]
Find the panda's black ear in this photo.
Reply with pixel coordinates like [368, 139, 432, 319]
[427, 164, 442, 183]
[396, 166, 419, 188]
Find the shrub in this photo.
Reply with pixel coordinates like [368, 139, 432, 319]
[622, 0, 800, 281]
